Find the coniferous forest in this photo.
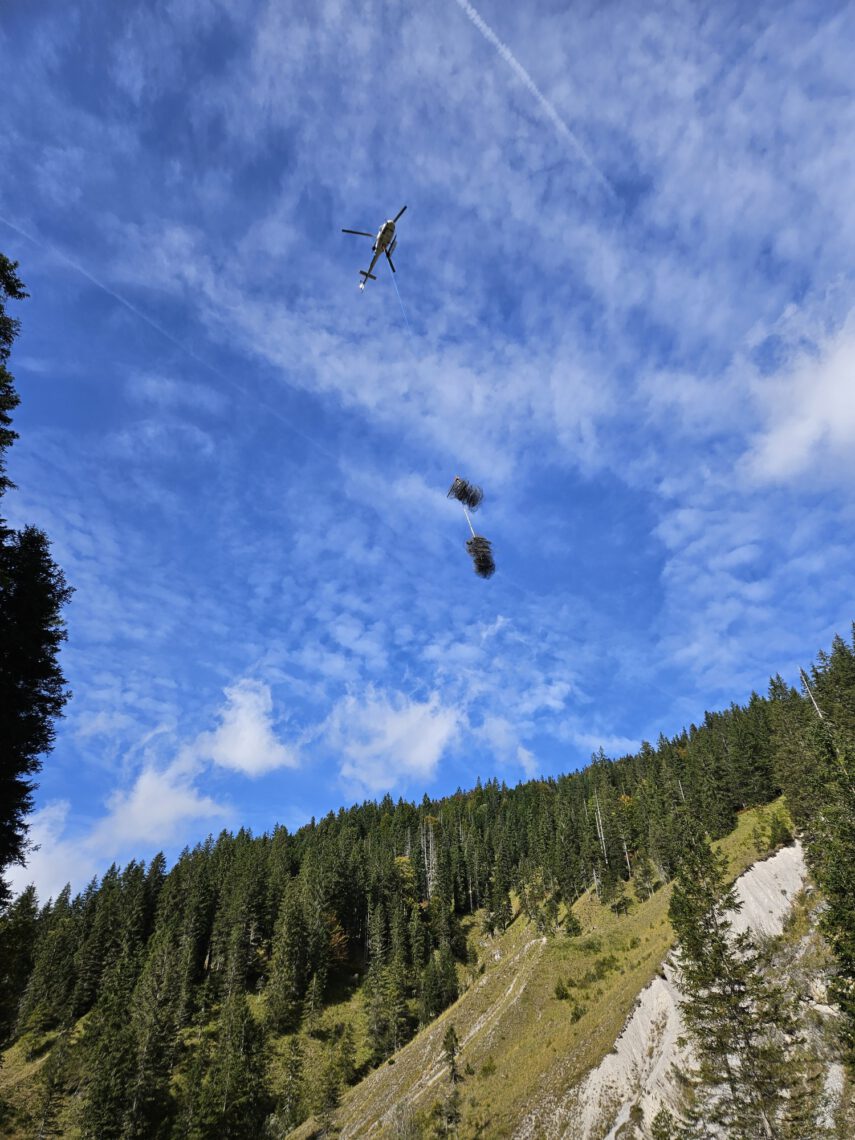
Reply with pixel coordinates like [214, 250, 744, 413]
[0, 626, 853, 1136]
[2, 256, 855, 1136]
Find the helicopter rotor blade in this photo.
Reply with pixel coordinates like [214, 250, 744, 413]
[341, 229, 374, 237]
[393, 205, 407, 223]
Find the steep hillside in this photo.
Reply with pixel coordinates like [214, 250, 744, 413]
[3, 626, 855, 1138]
[291, 806, 831, 1138]
[518, 842, 811, 1139]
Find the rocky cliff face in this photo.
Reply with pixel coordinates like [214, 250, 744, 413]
[287, 824, 852, 1140]
[517, 842, 852, 1140]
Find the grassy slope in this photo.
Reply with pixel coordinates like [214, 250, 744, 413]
[0, 804, 781, 1139]
[292, 804, 774, 1138]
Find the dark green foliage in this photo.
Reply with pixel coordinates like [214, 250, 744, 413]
[3, 622, 855, 1127]
[430, 1085, 462, 1137]
[0, 253, 27, 496]
[33, 1028, 73, 1139]
[766, 629, 855, 1062]
[187, 991, 269, 1139]
[442, 1022, 459, 1083]
[650, 1106, 681, 1139]
[0, 255, 71, 905]
[79, 941, 141, 1139]
[265, 878, 308, 1033]
[311, 1045, 341, 1137]
[124, 926, 181, 1138]
[272, 1035, 306, 1133]
[0, 884, 38, 1045]
[0, 527, 72, 899]
[562, 909, 582, 937]
[669, 832, 817, 1137]
[17, 885, 77, 1033]
[420, 946, 458, 1025]
[798, 717, 855, 1063]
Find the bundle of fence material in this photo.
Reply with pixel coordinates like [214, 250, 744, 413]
[466, 535, 495, 579]
[447, 476, 484, 511]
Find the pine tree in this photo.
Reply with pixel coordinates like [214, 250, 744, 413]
[79, 940, 140, 1139]
[193, 990, 269, 1138]
[337, 1021, 357, 1088]
[265, 879, 308, 1033]
[669, 831, 801, 1138]
[442, 1023, 460, 1084]
[799, 717, 855, 1062]
[33, 1028, 72, 1140]
[275, 1035, 305, 1133]
[0, 522, 72, 904]
[18, 886, 77, 1033]
[124, 927, 181, 1138]
[311, 1046, 341, 1138]
[0, 254, 72, 902]
[0, 883, 39, 1044]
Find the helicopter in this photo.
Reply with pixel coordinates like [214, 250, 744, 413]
[342, 205, 407, 290]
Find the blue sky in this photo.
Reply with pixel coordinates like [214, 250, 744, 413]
[2, 0, 854, 901]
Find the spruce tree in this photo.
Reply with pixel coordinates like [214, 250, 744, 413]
[33, 1027, 72, 1140]
[442, 1023, 460, 1083]
[277, 1035, 306, 1132]
[669, 831, 801, 1138]
[79, 940, 140, 1139]
[265, 878, 308, 1032]
[18, 886, 77, 1033]
[124, 927, 181, 1138]
[311, 1045, 341, 1138]
[0, 254, 72, 903]
[193, 989, 269, 1138]
[0, 883, 39, 1044]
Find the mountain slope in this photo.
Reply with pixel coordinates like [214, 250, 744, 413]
[292, 806, 817, 1138]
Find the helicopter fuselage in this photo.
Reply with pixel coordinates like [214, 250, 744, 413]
[373, 220, 397, 254]
[342, 205, 406, 289]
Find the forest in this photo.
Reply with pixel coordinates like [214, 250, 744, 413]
[0, 623, 854, 1137]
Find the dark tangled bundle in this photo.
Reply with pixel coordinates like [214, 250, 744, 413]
[447, 476, 484, 511]
[466, 535, 496, 579]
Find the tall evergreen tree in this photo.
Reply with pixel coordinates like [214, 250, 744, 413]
[79, 940, 140, 1140]
[0, 254, 72, 904]
[0, 883, 39, 1044]
[192, 990, 268, 1138]
[265, 878, 308, 1033]
[669, 831, 809, 1138]
[124, 926, 181, 1138]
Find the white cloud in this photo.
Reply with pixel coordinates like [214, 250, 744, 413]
[5, 802, 94, 905]
[328, 688, 459, 795]
[127, 372, 227, 415]
[91, 764, 227, 849]
[477, 714, 539, 776]
[7, 771, 228, 905]
[194, 679, 299, 776]
[747, 316, 855, 483]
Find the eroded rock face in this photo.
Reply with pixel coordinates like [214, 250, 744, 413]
[518, 842, 811, 1140]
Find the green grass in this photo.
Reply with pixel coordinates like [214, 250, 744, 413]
[293, 802, 788, 1138]
[0, 802, 795, 1140]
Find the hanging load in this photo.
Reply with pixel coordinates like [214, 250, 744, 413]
[466, 534, 495, 578]
[447, 475, 484, 511]
[447, 475, 496, 579]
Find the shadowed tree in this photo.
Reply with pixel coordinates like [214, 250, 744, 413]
[669, 830, 819, 1139]
[0, 254, 72, 905]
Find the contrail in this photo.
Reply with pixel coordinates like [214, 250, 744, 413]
[451, 0, 615, 198]
[0, 212, 338, 461]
